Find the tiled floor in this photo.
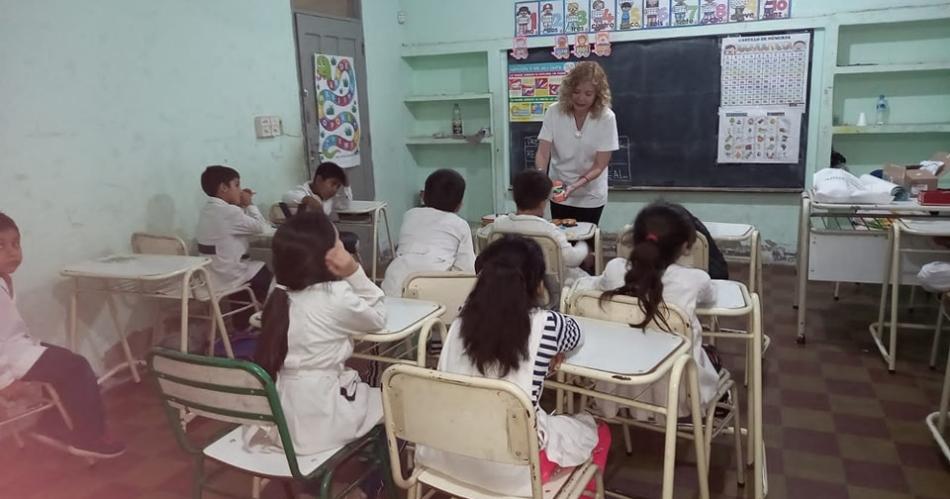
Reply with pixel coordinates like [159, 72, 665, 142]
[2, 264, 949, 498]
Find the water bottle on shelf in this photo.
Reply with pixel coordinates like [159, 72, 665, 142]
[452, 103, 463, 136]
[875, 95, 889, 126]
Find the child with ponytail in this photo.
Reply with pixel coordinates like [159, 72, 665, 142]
[416, 235, 610, 496]
[576, 201, 720, 419]
[247, 210, 385, 456]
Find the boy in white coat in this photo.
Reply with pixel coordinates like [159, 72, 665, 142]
[381, 169, 475, 297]
[282, 161, 360, 256]
[195, 165, 272, 330]
[490, 169, 589, 286]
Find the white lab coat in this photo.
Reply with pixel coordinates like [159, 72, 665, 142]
[195, 198, 270, 293]
[490, 214, 589, 286]
[244, 266, 386, 455]
[0, 277, 46, 390]
[381, 207, 476, 297]
[574, 259, 720, 418]
[282, 182, 334, 216]
[415, 310, 597, 497]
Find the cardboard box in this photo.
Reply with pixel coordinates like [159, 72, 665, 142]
[883, 151, 950, 196]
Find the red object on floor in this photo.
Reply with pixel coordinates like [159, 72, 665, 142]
[539, 421, 611, 492]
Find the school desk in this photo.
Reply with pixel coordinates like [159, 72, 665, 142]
[61, 254, 229, 384]
[335, 200, 395, 283]
[249, 297, 445, 367]
[476, 220, 604, 272]
[703, 222, 763, 295]
[926, 294, 950, 464]
[545, 315, 710, 499]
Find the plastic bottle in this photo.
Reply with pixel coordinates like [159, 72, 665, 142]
[452, 104, 463, 136]
[875, 95, 889, 126]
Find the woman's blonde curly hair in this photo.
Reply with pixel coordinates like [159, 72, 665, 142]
[557, 61, 612, 118]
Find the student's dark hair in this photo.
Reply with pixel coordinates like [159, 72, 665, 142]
[200, 165, 240, 197]
[459, 235, 546, 377]
[254, 210, 337, 379]
[423, 169, 466, 212]
[0, 212, 18, 233]
[602, 201, 696, 331]
[313, 162, 348, 186]
[512, 170, 553, 211]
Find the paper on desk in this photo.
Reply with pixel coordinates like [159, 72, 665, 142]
[813, 168, 900, 204]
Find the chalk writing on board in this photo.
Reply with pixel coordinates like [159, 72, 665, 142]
[522, 135, 633, 184]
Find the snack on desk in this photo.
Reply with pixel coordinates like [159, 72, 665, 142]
[480, 214, 497, 226]
[552, 218, 577, 227]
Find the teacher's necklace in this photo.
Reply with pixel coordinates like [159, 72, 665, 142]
[573, 110, 588, 138]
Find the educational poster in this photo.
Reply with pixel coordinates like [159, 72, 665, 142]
[669, 0, 698, 26]
[515, 2, 540, 36]
[759, 0, 791, 20]
[508, 62, 573, 122]
[615, 0, 643, 30]
[539, 2, 565, 35]
[643, 0, 669, 28]
[314, 54, 361, 167]
[720, 32, 810, 107]
[728, 0, 758, 22]
[589, 0, 615, 31]
[564, 1, 590, 32]
[717, 107, 802, 163]
[699, 0, 729, 24]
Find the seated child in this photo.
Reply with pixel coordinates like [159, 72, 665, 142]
[669, 204, 729, 280]
[381, 169, 475, 297]
[0, 212, 125, 458]
[416, 235, 609, 496]
[574, 201, 720, 419]
[282, 161, 359, 256]
[247, 210, 385, 455]
[195, 165, 272, 330]
[491, 170, 589, 286]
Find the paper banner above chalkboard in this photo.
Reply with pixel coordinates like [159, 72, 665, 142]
[514, 0, 792, 38]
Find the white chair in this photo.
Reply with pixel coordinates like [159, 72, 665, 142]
[401, 271, 477, 325]
[0, 382, 73, 450]
[380, 363, 604, 499]
[488, 229, 564, 308]
[616, 224, 709, 271]
[562, 289, 745, 487]
[131, 232, 259, 356]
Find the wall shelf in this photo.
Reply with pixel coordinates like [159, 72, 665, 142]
[832, 123, 950, 135]
[404, 92, 492, 103]
[834, 61, 950, 75]
[406, 136, 493, 145]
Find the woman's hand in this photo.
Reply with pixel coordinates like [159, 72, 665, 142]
[325, 238, 360, 278]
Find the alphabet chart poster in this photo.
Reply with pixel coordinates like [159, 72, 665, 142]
[614, 0, 643, 30]
[717, 107, 802, 164]
[720, 32, 810, 107]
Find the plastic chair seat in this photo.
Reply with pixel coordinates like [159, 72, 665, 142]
[204, 426, 342, 478]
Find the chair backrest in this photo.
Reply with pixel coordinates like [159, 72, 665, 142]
[269, 202, 299, 225]
[147, 348, 304, 477]
[487, 228, 563, 307]
[563, 289, 692, 338]
[401, 272, 477, 324]
[131, 232, 188, 256]
[615, 224, 709, 272]
[380, 364, 543, 496]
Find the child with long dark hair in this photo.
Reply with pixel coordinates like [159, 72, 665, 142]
[245, 210, 385, 455]
[576, 201, 720, 419]
[416, 235, 610, 496]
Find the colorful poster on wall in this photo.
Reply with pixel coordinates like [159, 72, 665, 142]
[515, 2, 541, 36]
[759, 0, 791, 20]
[720, 32, 810, 106]
[564, 1, 590, 32]
[589, 0, 615, 31]
[314, 54, 361, 168]
[539, 2, 565, 35]
[669, 0, 698, 26]
[508, 61, 574, 122]
[643, 0, 669, 28]
[728, 0, 758, 22]
[717, 106, 802, 163]
[614, 0, 643, 30]
[699, 0, 729, 24]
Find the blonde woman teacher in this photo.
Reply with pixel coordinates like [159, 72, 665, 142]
[535, 61, 619, 225]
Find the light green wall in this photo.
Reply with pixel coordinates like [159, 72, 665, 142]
[0, 0, 305, 370]
[382, 0, 950, 254]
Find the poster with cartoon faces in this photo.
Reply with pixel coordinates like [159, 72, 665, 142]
[669, 0, 698, 26]
[564, 1, 590, 33]
[728, 0, 758, 22]
[538, 2, 565, 35]
[759, 0, 791, 20]
[699, 0, 729, 24]
[514, 2, 540, 36]
[614, 1, 643, 30]
[589, 0, 615, 31]
[642, 0, 669, 28]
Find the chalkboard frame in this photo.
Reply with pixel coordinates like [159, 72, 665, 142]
[507, 29, 813, 192]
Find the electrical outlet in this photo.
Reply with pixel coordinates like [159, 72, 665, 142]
[254, 116, 282, 138]
[270, 116, 282, 136]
